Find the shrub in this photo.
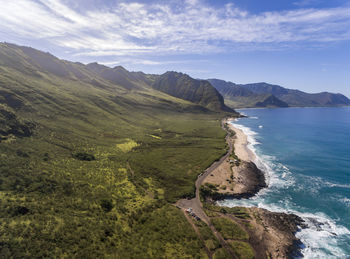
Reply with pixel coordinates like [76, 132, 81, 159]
[213, 248, 230, 259]
[73, 152, 95, 161]
[229, 241, 254, 259]
[211, 217, 248, 240]
[100, 199, 113, 212]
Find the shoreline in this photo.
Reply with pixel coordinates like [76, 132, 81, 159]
[226, 118, 256, 163]
[176, 116, 306, 259]
[204, 117, 306, 258]
[202, 117, 266, 200]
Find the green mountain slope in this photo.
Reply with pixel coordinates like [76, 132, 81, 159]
[0, 43, 234, 258]
[154, 72, 234, 112]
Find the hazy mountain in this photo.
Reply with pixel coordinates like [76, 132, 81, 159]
[244, 82, 350, 107]
[208, 79, 288, 108]
[209, 79, 350, 108]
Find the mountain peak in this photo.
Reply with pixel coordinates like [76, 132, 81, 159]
[153, 72, 235, 112]
[112, 65, 128, 72]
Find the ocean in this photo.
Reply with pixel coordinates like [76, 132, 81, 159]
[218, 107, 350, 258]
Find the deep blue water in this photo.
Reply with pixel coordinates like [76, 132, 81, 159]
[219, 107, 350, 258]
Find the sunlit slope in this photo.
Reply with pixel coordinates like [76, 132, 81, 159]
[153, 71, 234, 112]
[0, 43, 232, 257]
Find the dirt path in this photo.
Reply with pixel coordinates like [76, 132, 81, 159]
[181, 209, 213, 259]
[176, 118, 237, 258]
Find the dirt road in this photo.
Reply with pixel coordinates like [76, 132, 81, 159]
[176, 119, 237, 258]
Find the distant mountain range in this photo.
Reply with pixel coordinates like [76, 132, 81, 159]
[208, 79, 350, 108]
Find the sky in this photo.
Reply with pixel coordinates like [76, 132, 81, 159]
[0, 0, 350, 96]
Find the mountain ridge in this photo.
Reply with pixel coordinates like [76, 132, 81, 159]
[208, 78, 350, 108]
[152, 71, 234, 112]
[0, 42, 234, 114]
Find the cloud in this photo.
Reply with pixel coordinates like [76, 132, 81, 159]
[99, 58, 209, 67]
[0, 0, 350, 60]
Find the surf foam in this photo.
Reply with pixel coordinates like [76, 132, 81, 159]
[221, 118, 350, 258]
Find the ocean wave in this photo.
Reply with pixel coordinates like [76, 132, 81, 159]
[296, 175, 350, 193]
[219, 196, 350, 258]
[296, 212, 350, 258]
[325, 182, 350, 189]
[225, 120, 350, 258]
[229, 121, 294, 189]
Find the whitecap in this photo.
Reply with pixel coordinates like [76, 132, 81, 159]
[229, 120, 294, 190]
[223, 120, 350, 258]
[296, 212, 350, 258]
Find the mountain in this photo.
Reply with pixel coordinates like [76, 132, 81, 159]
[255, 94, 289, 107]
[244, 82, 350, 107]
[208, 79, 288, 108]
[83, 65, 234, 112]
[86, 62, 151, 90]
[209, 79, 350, 108]
[153, 72, 233, 112]
[0, 43, 237, 258]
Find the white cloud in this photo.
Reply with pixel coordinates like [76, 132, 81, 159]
[0, 0, 350, 59]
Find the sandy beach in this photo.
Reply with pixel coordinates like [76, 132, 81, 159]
[202, 118, 266, 198]
[199, 118, 304, 258]
[226, 118, 255, 162]
[179, 117, 304, 258]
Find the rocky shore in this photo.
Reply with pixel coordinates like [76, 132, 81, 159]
[203, 160, 267, 200]
[245, 207, 306, 258]
[201, 118, 306, 258]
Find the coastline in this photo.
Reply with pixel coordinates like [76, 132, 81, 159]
[222, 112, 350, 258]
[226, 118, 256, 162]
[202, 117, 306, 258]
[176, 116, 306, 259]
[202, 117, 266, 200]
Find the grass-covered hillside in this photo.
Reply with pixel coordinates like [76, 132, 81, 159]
[0, 43, 236, 258]
[153, 72, 233, 112]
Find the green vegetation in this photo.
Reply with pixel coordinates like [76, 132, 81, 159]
[200, 183, 221, 200]
[0, 104, 35, 142]
[116, 138, 139, 153]
[153, 71, 234, 112]
[211, 218, 249, 240]
[229, 241, 255, 259]
[0, 43, 234, 257]
[194, 219, 220, 251]
[223, 122, 235, 137]
[73, 152, 96, 161]
[204, 204, 251, 220]
[212, 248, 230, 259]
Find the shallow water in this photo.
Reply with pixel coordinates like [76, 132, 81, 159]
[218, 107, 350, 258]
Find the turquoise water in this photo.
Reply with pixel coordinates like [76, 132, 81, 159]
[218, 107, 350, 258]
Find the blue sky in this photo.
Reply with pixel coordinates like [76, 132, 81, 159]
[1, 0, 350, 96]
